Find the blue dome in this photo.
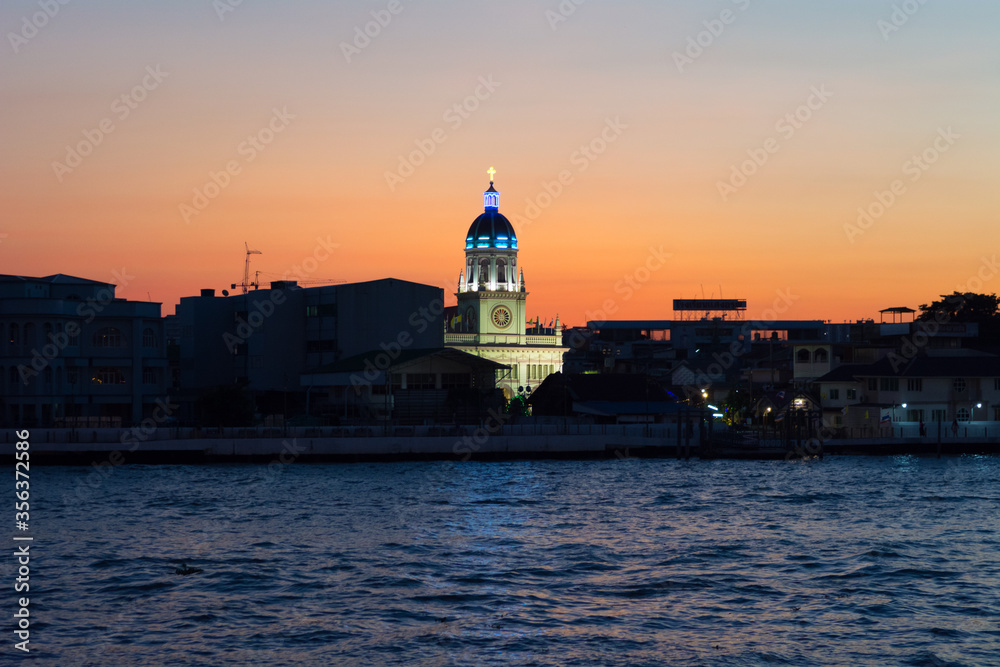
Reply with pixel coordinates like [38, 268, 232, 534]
[466, 211, 517, 250]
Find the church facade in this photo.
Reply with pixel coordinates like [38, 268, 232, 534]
[444, 172, 567, 399]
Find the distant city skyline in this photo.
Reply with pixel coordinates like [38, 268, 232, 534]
[2, 1, 998, 325]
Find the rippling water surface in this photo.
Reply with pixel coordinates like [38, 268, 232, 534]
[19, 456, 1000, 665]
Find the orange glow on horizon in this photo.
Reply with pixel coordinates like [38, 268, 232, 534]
[1, 2, 997, 327]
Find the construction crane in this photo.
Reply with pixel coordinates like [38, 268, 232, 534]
[231, 242, 262, 294]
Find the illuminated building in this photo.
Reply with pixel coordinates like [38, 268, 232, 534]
[445, 170, 566, 399]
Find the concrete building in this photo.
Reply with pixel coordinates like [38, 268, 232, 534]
[176, 277, 444, 391]
[0, 274, 167, 427]
[815, 350, 1000, 430]
[444, 174, 567, 398]
[175, 277, 503, 423]
[301, 347, 505, 425]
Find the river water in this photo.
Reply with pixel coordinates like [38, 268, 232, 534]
[16, 455, 1000, 665]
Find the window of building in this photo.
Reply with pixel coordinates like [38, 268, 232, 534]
[931, 409, 947, 423]
[796, 349, 810, 363]
[23, 323, 36, 348]
[994, 406, 1000, 421]
[441, 373, 470, 389]
[93, 327, 123, 348]
[956, 407, 970, 421]
[143, 368, 157, 385]
[92, 367, 126, 385]
[829, 388, 839, 400]
[44, 367, 52, 388]
[306, 304, 336, 318]
[868, 378, 877, 391]
[496, 259, 506, 284]
[143, 328, 157, 348]
[834, 415, 843, 426]
[479, 259, 490, 285]
[953, 378, 966, 392]
[814, 348, 828, 363]
[879, 378, 899, 392]
[407, 373, 436, 390]
[846, 388, 857, 400]
[995, 378, 1000, 391]
[907, 378, 922, 392]
[907, 409, 924, 422]
[9, 323, 19, 349]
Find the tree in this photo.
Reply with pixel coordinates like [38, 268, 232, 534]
[506, 394, 530, 417]
[917, 292, 1000, 341]
[721, 387, 754, 426]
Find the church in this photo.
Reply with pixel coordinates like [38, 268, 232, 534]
[444, 170, 567, 399]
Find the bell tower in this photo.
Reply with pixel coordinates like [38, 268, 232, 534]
[455, 168, 526, 337]
[445, 167, 566, 401]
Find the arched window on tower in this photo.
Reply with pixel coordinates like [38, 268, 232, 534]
[796, 349, 810, 363]
[479, 259, 490, 286]
[496, 259, 507, 286]
[814, 348, 828, 363]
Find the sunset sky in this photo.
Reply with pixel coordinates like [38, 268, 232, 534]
[2, 0, 998, 326]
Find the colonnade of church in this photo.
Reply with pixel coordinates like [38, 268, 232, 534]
[462, 254, 520, 293]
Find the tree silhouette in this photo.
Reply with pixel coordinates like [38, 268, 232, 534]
[917, 292, 1000, 341]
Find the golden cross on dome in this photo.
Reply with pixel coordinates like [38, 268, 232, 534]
[487, 166, 496, 182]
